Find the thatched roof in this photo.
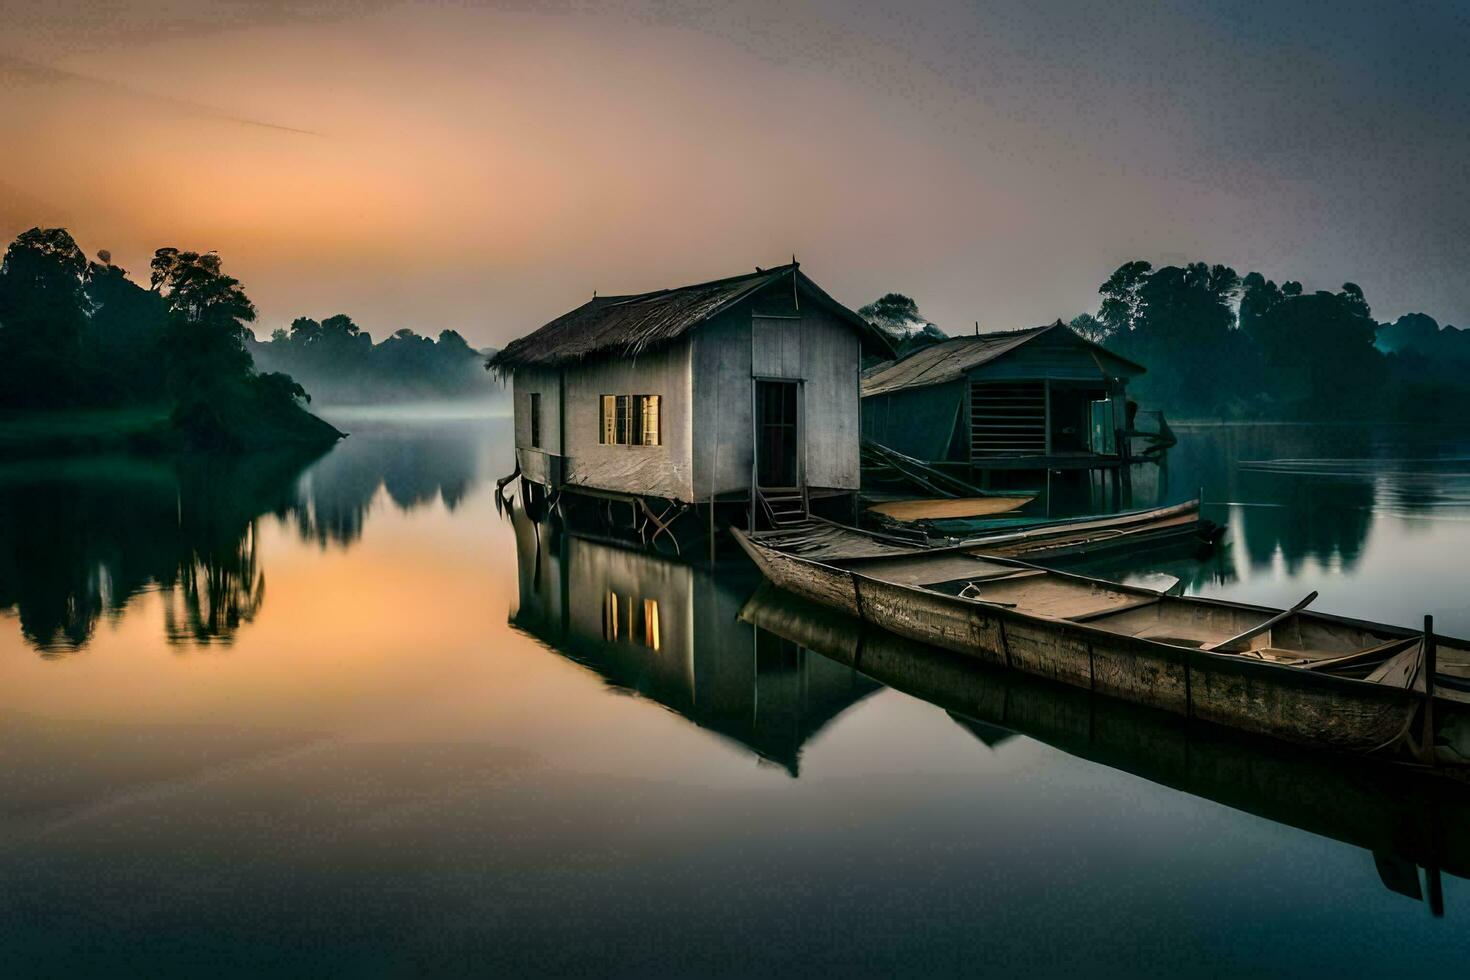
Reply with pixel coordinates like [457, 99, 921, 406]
[488, 262, 890, 372]
[861, 321, 1145, 397]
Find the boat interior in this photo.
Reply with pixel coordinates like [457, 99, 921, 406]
[832, 548, 1470, 692]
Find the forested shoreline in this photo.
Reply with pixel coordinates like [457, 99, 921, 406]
[0, 227, 341, 452]
[1071, 261, 1470, 422]
[0, 226, 500, 455]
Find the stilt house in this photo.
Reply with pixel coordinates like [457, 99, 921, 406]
[488, 262, 891, 531]
[861, 321, 1145, 477]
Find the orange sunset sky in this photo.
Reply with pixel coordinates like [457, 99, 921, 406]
[4, 1, 1468, 348]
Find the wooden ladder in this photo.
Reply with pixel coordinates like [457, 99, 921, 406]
[757, 487, 809, 530]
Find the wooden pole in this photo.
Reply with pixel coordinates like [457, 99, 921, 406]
[710, 361, 721, 566]
[1118, 425, 1132, 507]
[1423, 614, 1437, 766]
[1424, 615, 1437, 694]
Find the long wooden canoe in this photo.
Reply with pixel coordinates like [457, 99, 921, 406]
[740, 584, 1470, 905]
[732, 526, 1470, 762]
[752, 499, 1218, 564]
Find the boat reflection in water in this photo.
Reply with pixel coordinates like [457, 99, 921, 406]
[508, 513, 880, 776]
[739, 582, 1470, 916]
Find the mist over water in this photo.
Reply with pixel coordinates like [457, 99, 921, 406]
[2, 415, 1469, 976]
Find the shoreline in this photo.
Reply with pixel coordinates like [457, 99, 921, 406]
[0, 404, 343, 458]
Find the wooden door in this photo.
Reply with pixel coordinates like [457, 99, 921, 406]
[755, 380, 799, 488]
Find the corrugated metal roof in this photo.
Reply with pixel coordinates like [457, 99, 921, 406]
[489, 263, 887, 371]
[860, 322, 1144, 397]
[861, 325, 1051, 396]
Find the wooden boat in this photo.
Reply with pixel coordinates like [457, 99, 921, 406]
[739, 584, 1470, 908]
[743, 586, 1470, 882]
[753, 499, 1218, 564]
[732, 526, 1470, 762]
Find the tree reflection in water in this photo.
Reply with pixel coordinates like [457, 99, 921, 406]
[0, 423, 488, 654]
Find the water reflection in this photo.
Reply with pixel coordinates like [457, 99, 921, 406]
[1103, 425, 1470, 632]
[505, 478, 1468, 915]
[740, 583, 1470, 915]
[0, 421, 490, 654]
[4, 420, 1469, 973]
[509, 512, 880, 775]
[293, 422, 483, 547]
[0, 452, 313, 654]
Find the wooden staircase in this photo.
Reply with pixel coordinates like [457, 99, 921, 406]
[757, 487, 810, 530]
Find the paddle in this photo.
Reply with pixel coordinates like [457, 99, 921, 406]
[1201, 591, 1319, 653]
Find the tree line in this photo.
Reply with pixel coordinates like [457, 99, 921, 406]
[0, 227, 497, 451]
[247, 315, 497, 404]
[860, 266, 1470, 422]
[1071, 261, 1469, 421]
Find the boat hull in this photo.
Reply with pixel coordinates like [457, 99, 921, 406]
[734, 529, 1420, 754]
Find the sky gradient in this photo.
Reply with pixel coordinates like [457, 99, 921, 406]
[3, 0, 1468, 347]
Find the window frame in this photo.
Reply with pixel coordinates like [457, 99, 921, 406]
[528, 391, 542, 449]
[600, 395, 617, 445]
[599, 392, 661, 447]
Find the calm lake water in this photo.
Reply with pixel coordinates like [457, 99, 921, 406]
[3, 412, 1470, 977]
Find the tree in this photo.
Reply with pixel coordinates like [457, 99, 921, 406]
[288, 315, 322, 346]
[149, 247, 335, 448]
[1096, 261, 1248, 416]
[858, 292, 946, 356]
[1097, 260, 1152, 337]
[1238, 271, 1284, 347]
[85, 254, 169, 405]
[1247, 285, 1381, 410]
[1069, 313, 1110, 345]
[150, 248, 256, 400]
[436, 328, 475, 356]
[0, 227, 92, 407]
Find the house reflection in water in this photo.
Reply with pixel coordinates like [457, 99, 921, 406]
[509, 514, 880, 775]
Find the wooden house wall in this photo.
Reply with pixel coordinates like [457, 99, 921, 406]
[511, 366, 563, 486]
[860, 381, 965, 462]
[562, 339, 694, 499]
[690, 305, 862, 498]
[966, 334, 1131, 458]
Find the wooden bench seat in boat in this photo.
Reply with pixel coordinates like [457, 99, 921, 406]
[1056, 598, 1272, 648]
[955, 574, 1158, 621]
[849, 553, 1020, 588]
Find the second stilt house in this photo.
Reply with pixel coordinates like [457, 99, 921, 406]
[861, 321, 1146, 481]
[488, 262, 891, 539]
